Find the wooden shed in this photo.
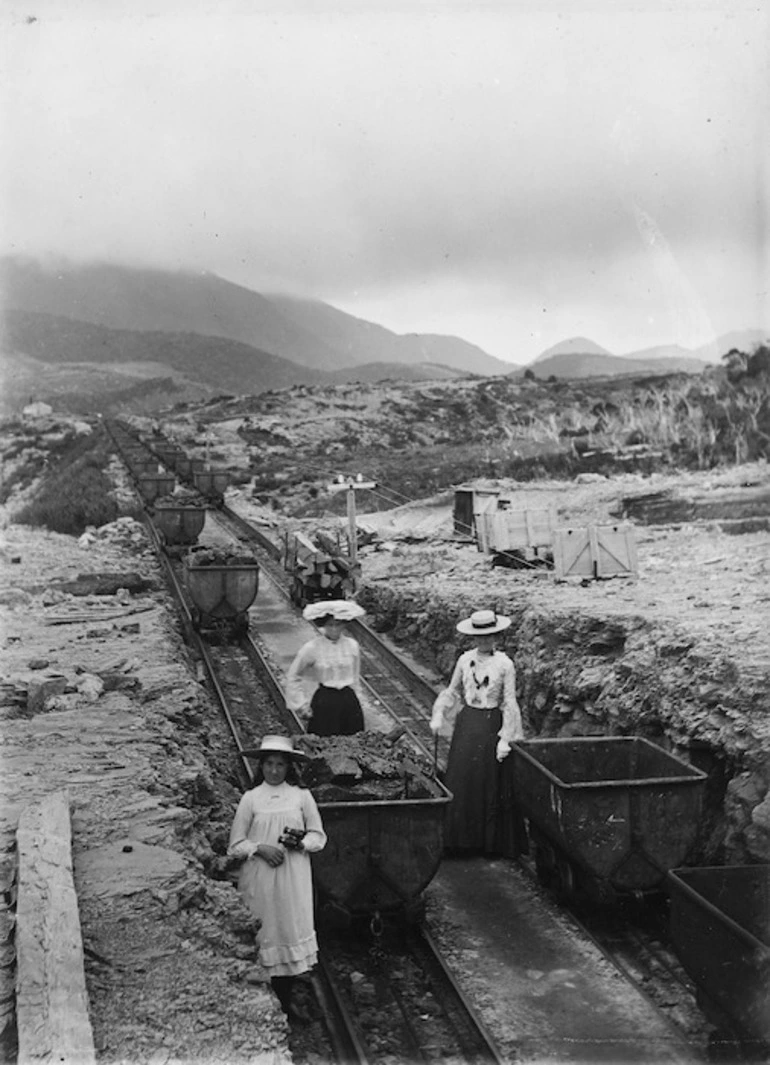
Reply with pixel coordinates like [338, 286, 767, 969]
[453, 486, 500, 537]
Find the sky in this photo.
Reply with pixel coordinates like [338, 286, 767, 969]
[2, 0, 768, 365]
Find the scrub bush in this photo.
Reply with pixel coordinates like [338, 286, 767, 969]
[13, 430, 118, 535]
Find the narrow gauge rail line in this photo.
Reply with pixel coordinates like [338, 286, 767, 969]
[316, 922, 505, 1065]
[517, 857, 708, 1059]
[573, 899, 709, 1057]
[214, 505, 452, 769]
[108, 428, 705, 1059]
[136, 514, 507, 1064]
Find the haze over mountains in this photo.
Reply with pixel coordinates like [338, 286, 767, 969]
[0, 256, 766, 415]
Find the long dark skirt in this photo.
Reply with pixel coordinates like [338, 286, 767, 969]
[307, 685, 364, 736]
[443, 706, 528, 858]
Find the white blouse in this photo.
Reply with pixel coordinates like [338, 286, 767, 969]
[285, 633, 361, 713]
[228, 781, 327, 858]
[442, 649, 524, 744]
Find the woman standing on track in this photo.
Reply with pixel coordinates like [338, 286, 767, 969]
[228, 735, 327, 1021]
[285, 599, 366, 735]
[429, 609, 527, 858]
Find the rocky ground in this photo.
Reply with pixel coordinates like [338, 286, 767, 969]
[1, 412, 769, 1064]
[0, 518, 293, 1065]
[352, 463, 770, 866]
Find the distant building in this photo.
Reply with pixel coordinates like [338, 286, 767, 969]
[22, 401, 54, 420]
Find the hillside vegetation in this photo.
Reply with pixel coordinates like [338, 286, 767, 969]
[158, 350, 769, 519]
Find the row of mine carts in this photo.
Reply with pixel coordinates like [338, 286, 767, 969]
[312, 736, 769, 1056]
[110, 422, 260, 635]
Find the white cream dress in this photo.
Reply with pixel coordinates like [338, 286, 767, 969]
[228, 782, 327, 976]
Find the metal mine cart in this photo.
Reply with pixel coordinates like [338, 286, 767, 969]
[193, 469, 230, 504]
[153, 504, 207, 548]
[313, 781, 452, 923]
[667, 863, 770, 1053]
[137, 473, 176, 505]
[184, 559, 260, 636]
[511, 736, 706, 902]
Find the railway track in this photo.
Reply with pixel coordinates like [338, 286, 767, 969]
[107, 427, 508, 1063]
[214, 504, 452, 768]
[107, 423, 713, 1061]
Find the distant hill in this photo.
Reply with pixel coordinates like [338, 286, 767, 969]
[1, 307, 328, 393]
[514, 350, 705, 380]
[618, 344, 709, 373]
[533, 337, 613, 362]
[327, 360, 466, 384]
[516, 333, 765, 379]
[0, 308, 470, 413]
[693, 330, 769, 362]
[263, 294, 510, 376]
[0, 256, 505, 376]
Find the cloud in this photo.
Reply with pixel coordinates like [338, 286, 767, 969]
[2, 1, 767, 360]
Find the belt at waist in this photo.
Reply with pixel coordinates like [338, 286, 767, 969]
[464, 704, 500, 711]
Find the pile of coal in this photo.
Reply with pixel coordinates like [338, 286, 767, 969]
[154, 489, 210, 508]
[186, 546, 259, 567]
[295, 729, 440, 803]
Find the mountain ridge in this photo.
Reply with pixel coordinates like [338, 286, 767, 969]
[2, 256, 766, 392]
[1, 257, 507, 377]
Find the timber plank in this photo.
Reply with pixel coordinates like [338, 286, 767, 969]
[16, 791, 95, 1065]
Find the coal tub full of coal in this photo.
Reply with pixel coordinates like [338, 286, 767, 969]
[296, 731, 451, 922]
[184, 546, 260, 637]
[153, 490, 209, 549]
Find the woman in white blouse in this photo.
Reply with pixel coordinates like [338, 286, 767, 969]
[285, 599, 366, 735]
[228, 734, 327, 1021]
[430, 609, 526, 857]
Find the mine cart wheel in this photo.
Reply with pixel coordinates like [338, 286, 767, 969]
[233, 613, 250, 637]
[190, 607, 202, 632]
[291, 578, 306, 608]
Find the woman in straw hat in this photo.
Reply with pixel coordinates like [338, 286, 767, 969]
[285, 599, 366, 735]
[228, 735, 326, 1020]
[430, 609, 526, 857]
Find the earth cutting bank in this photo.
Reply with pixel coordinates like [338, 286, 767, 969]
[356, 529, 770, 868]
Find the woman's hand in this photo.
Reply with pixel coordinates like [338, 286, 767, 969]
[496, 739, 512, 762]
[255, 843, 285, 867]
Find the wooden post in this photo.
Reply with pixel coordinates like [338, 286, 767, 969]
[328, 475, 377, 565]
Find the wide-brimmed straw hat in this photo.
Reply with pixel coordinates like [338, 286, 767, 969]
[303, 600, 365, 623]
[456, 609, 511, 636]
[241, 734, 309, 761]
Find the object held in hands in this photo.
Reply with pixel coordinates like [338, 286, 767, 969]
[279, 826, 307, 849]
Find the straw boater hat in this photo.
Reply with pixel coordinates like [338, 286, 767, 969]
[456, 609, 511, 636]
[241, 735, 309, 761]
[302, 600, 366, 623]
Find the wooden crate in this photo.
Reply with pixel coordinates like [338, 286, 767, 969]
[553, 524, 638, 580]
[474, 507, 556, 554]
